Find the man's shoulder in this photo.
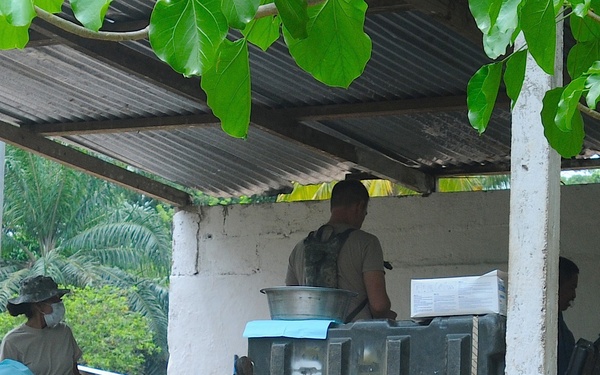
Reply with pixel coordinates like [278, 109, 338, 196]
[348, 228, 380, 242]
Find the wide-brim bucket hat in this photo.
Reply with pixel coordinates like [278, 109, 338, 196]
[7, 275, 70, 306]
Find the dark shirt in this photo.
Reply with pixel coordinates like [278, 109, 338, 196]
[558, 312, 576, 375]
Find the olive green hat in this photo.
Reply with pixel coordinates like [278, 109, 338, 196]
[7, 275, 69, 306]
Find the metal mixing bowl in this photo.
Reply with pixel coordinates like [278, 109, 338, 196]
[260, 286, 358, 321]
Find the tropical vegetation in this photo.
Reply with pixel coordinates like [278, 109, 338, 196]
[0, 145, 172, 374]
[466, 0, 600, 158]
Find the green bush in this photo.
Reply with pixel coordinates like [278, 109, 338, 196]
[0, 286, 158, 375]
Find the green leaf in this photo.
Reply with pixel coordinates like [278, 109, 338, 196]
[33, 0, 64, 14]
[482, 0, 521, 58]
[283, 0, 371, 88]
[569, 13, 600, 42]
[542, 87, 585, 157]
[275, 0, 308, 39]
[0, 0, 35, 27]
[71, 0, 113, 32]
[556, 77, 586, 131]
[0, 16, 29, 49]
[467, 62, 503, 134]
[201, 39, 251, 138]
[483, 26, 514, 58]
[468, 0, 503, 35]
[567, 40, 600, 79]
[571, 0, 591, 17]
[243, 15, 281, 51]
[585, 73, 600, 109]
[149, 0, 229, 77]
[521, 0, 556, 75]
[222, 0, 260, 30]
[504, 49, 527, 108]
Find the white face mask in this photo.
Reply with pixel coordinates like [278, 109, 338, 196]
[42, 301, 65, 328]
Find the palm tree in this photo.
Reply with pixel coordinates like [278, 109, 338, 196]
[0, 146, 172, 374]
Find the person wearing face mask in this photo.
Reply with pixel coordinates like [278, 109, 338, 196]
[558, 256, 579, 375]
[0, 275, 82, 375]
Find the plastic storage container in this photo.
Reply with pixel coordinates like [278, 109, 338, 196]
[247, 314, 506, 375]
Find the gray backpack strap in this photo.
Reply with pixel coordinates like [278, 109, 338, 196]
[344, 298, 369, 323]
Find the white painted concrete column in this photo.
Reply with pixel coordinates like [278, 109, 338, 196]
[506, 31, 562, 374]
[168, 208, 200, 375]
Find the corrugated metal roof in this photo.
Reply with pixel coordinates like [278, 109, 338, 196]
[64, 127, 351, 197]
[0, 3, 598, 203]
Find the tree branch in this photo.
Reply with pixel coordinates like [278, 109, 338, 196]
[34, 7, 149, 41]
[588, 9, 600, 23]
[35, 0, 327, 42]
[578, 102, 600, 120]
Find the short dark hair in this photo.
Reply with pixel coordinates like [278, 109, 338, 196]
[559, 256, 579, 285]
[7, 302, 34, 318]
[330, 180, 369, 209]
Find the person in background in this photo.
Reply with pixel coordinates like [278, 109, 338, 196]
[286, 179, 397, 321]
[0, 275, 82, 375]
[558, 256, 579, 375]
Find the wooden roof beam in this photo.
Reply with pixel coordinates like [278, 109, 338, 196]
[0, 120, 191, 207]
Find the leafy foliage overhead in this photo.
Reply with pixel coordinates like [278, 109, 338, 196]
[2, 0, 598, 159]
[466, 0, 600, 158]
[0, 0, 371, 139]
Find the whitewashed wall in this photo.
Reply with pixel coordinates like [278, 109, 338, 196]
[168, 184, 600, 375]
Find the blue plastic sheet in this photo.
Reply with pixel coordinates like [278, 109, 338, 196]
[243, 320, 336, 339]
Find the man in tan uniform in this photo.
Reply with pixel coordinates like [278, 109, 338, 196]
[286, 180, 397, 321]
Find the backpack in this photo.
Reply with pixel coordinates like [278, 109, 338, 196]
[302, 225, 355, 288]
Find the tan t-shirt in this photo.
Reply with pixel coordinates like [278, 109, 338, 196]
[286, 224, 385, 321]
[0, 323, 82, 375]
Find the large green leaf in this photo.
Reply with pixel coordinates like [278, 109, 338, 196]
[585, 74, 600, 109]
[71, 0, 112, 32]
[222, 0, 260, 30]
[521, 0, 555, 75]
[201, 39, 251, 138]
[243, 15, 281, 51]
[504, 49, 527, 108]
[556, 76, 585, 131]
[34, 0, 64, 14]
[542, 87, 585, 157]
[584, 61, 600, 109]
[275, 0, 308, 39]
[0, 16, 29, 49]
[283, 0, 371, 88]
[0, 0, 35, 27]
[570, 13, 600, 42]
[149, 0, 229, 77]
[467, 62, 503, 134]
[468, 0, 503, 35]
[483, 26, 513, 58]
[483, 0, 521, 58]
[567, 40, 600, 79]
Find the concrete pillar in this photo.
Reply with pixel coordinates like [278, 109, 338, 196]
[506, 31, 562, 374]
[168, 208, 200, 375]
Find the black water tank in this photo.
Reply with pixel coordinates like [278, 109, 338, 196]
[247, 314, 506, 375]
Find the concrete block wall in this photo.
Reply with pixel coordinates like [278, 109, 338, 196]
[168, 184, 600, 375]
